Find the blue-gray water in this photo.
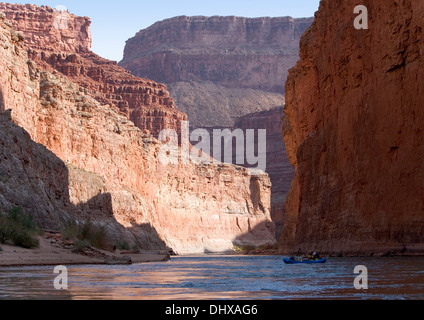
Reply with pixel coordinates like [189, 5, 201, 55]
[1, 256, 424, 300]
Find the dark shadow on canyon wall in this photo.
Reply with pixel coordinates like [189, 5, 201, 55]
[232, 220, 277, 250]
[73, 192, 167, 251]
[271, 189, 290, 240]
[207, 110, 296, 240]
[0, 88, 4, 113]
[0, 112, 166, 251]
[249, 176, 264, 213]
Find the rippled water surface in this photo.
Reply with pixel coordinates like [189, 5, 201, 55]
[1, 256, 424, 300]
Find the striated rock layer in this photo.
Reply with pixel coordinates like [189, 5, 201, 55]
[120, 15, 312, 129]
[282, 0, 424, 255]
[121, 15, 313, 92]
[0, 2, 187, 137]
[0, 7, 276, 254]
[0, 3, 91, 53]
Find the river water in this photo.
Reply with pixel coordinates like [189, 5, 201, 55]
[0, 255, 423, 300]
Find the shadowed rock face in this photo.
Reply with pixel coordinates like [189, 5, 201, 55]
[0, 110, 70, 228]
[120, 15, 313, 129]
[0, 112, 167, 250]
[282, 0, 424, 255]
[233, 107, 295, 237]
[0, 5, 276, 254]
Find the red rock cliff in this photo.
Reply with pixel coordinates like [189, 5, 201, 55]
[119, 15, 304, 236]
[0, 3, 91, 53]
[0, 2, 186, 137]
[0, 7, 276, 254]
[282, 0, 424, 255]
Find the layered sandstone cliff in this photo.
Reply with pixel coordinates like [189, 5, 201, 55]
[0, 2, 186, 137]
[120, 16, 313, 128]
[0, 3, 91, 53]
[282, 0, 424, 255]
[0, 6, 276, 254]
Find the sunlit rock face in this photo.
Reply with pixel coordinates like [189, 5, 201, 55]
[0, 2, 187, 138]
[0, 5, 276, 254]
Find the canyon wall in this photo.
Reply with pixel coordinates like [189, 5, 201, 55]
[120, 16, 313, 129]
[282, 0, 424, 255]
[120, 15, 306, 235]
[234, 107, 295, 236]
[0, 3, 92, 53]
[0, 6, 276, 254]
[0, 3, 186, 137]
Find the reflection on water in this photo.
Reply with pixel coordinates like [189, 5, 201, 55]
[1, 256, 424, 300]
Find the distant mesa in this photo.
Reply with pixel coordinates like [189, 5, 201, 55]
[119, 15, 313, 129]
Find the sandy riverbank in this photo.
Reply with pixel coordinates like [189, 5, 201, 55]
[0, 236, 170, 268]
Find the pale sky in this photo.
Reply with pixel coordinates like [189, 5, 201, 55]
[7, 0, 321, 61]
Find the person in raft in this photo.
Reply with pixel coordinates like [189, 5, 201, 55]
[312, 252, 322, 260]
[306, 252, 322, 261]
